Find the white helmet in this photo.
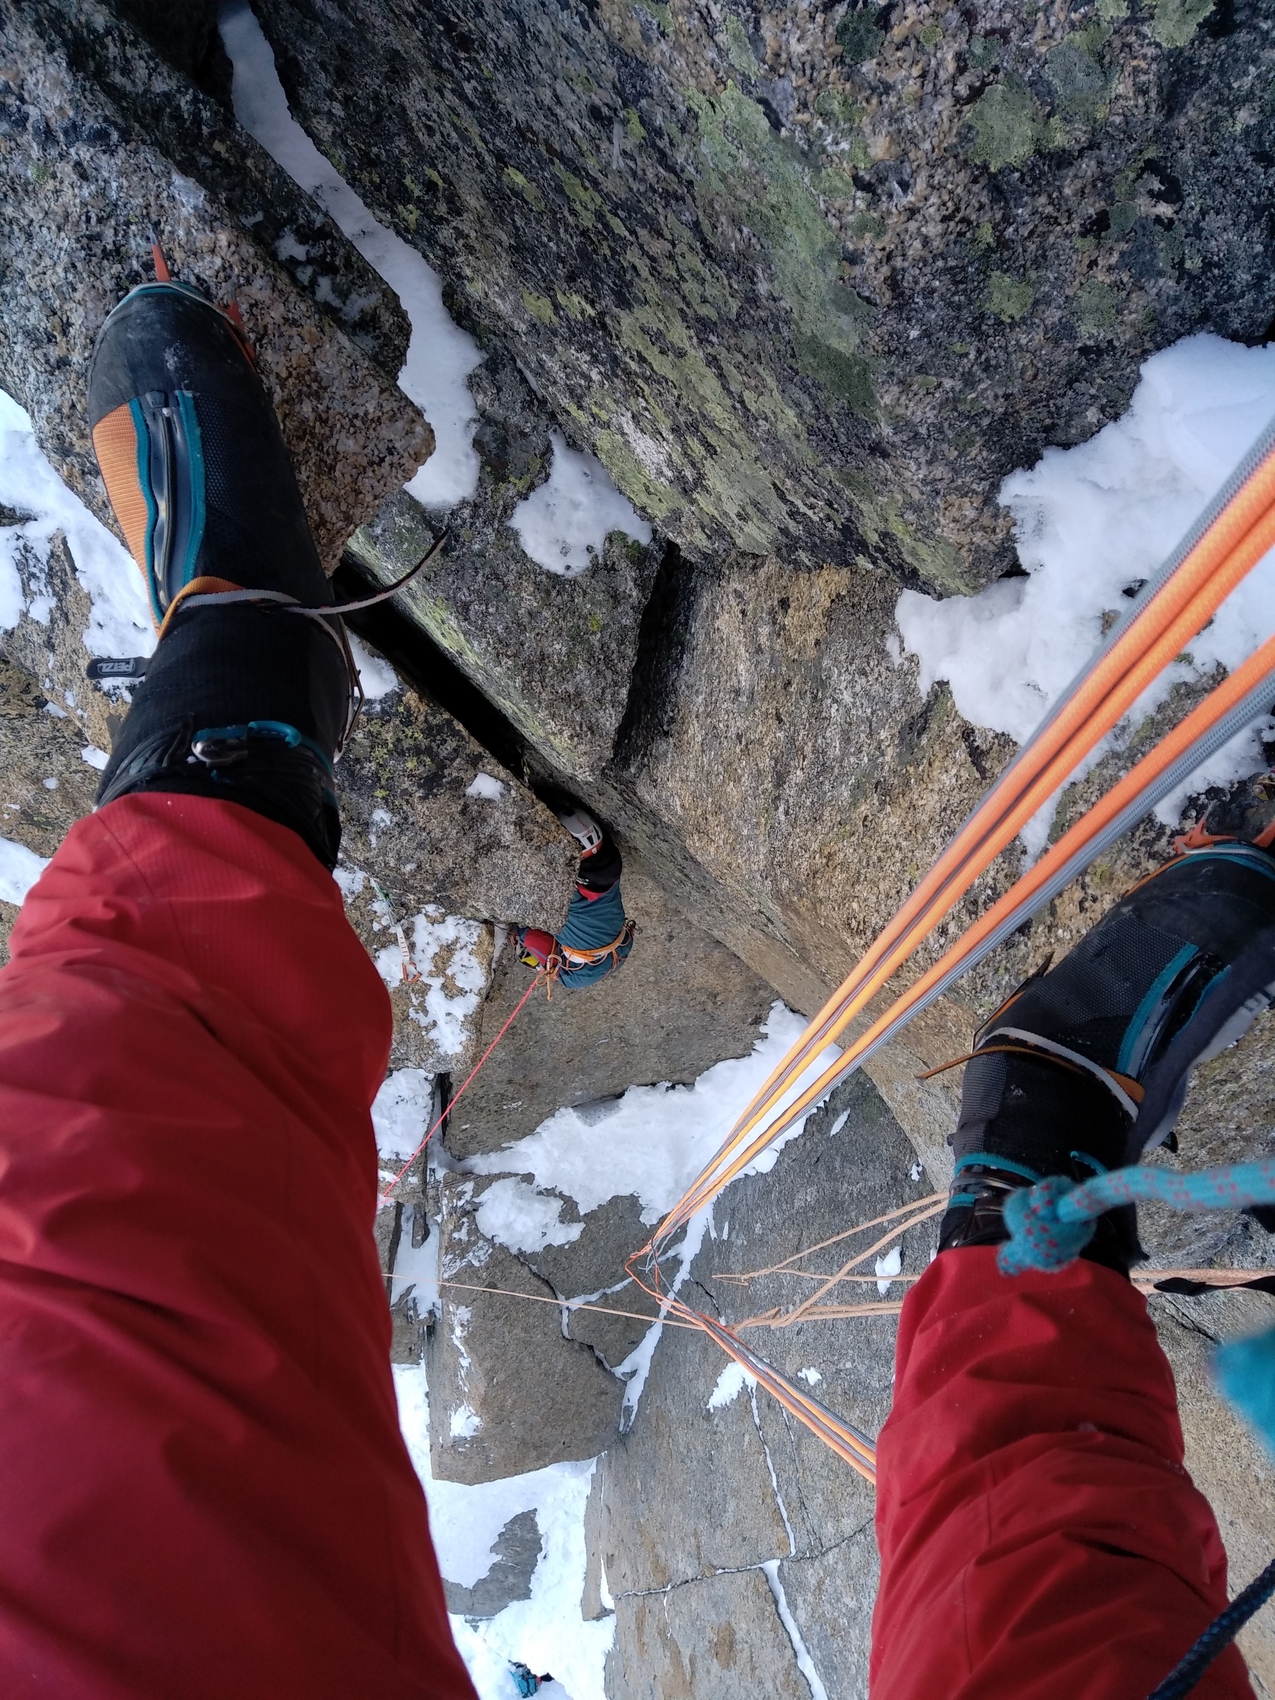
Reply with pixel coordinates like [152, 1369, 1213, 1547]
[556, 806, 604, 857]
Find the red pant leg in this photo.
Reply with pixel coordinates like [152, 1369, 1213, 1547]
[0, 794, 475, 1700]
[872, 1247, 1252, 1700]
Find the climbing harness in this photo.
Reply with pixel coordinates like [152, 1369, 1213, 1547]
[525, 918, 637, 998]
[626, 406, 1275, 1482]
[558, 918, 637, 974]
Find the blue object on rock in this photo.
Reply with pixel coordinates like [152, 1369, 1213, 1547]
[1214, 1326, 1275, 1460]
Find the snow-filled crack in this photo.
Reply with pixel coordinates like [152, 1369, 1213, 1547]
[762, 1559, 830, 1700]
[750, 1384, 796, 1557]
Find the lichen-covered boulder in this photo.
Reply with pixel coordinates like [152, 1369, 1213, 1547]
[255, 0, 1275, 586]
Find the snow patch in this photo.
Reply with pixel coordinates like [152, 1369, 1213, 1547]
[0, 838, 48, 906]
[475, 1177, 583, 1255]
[349, 632, 399, 700]
[371, 1068, 435, 1162]
[875, 1245, 902, 1296]
[797, 1366, 823, 1386]
[706, 1359, 756, 1412]
[895, 334, 1275, 851]
[376, 912, 488, 1057]
[394, 1364, 610, 1697]
[450, 1403, 482, 1440]
[0, 390, 153, 661]
[466, 1003, 830, 1224]
[80, 745, 109, 771]
[466, 772, 507, 802]
[828, 1110, 850, 1138]
[510, 430, 652, 576]
[333, 861, 367, 899]
[219, 1, 484, 508]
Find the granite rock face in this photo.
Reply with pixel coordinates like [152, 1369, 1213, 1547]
[256, 0, 1275, 588]
[0, 0, 428, 575]
[335, 670, 575, 1072]
[589, 1071, 931, 1700]
[427, 1172, 629, 1483]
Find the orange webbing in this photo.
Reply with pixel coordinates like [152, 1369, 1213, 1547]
[91, 404, 150, 577]
[653, 463, 1275, 1244]
[558, 918, 636, 967]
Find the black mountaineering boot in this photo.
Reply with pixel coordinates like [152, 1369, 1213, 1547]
[89, 268, 351, 868]
[940, 821, 1275, 1274]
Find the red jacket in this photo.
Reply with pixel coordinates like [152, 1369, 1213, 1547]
[0, 794, 475, 1699]
[873, 1248, 1253, 1700]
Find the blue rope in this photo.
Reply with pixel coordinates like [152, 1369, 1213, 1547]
[999, 1158, 1275, 1276]
[1146, 1553, 1275, 1700]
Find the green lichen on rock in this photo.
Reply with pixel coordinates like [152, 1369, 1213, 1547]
[984, 272, 1034, 321]
[1151, 0, 1215, 48]
[723, 14, 759, 73]
[968, 76, 1043, 171]
[502, 166, 545, 212]
[522, 290, 556, 325]
[1072, 277, 1119, 334]
[1045, 33, 1111, 126]
[840, 470, 975, 594]
[836, 4, 885, 64]
[686, 84, 876, 414]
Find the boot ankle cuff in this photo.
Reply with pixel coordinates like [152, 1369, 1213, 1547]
[939, 1163, 1138, 1278]
[97, 719, 341, 869]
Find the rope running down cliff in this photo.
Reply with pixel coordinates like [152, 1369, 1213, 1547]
[626, 412, 1275, 1480]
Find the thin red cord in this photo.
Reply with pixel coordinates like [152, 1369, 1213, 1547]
[378, 976, 541, 1202]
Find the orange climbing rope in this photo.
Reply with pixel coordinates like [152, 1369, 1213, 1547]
[626, 412, 1275, 1477]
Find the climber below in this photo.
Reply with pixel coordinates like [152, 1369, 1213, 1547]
[517, 805, 635, 989]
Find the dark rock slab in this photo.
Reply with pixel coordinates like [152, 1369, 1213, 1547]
[443, 1509, 543, 1620]
[251, 0, 1275, 587]
[427, 1173, 625, 1483]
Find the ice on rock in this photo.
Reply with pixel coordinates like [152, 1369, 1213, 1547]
[219, 1, 484, 509]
